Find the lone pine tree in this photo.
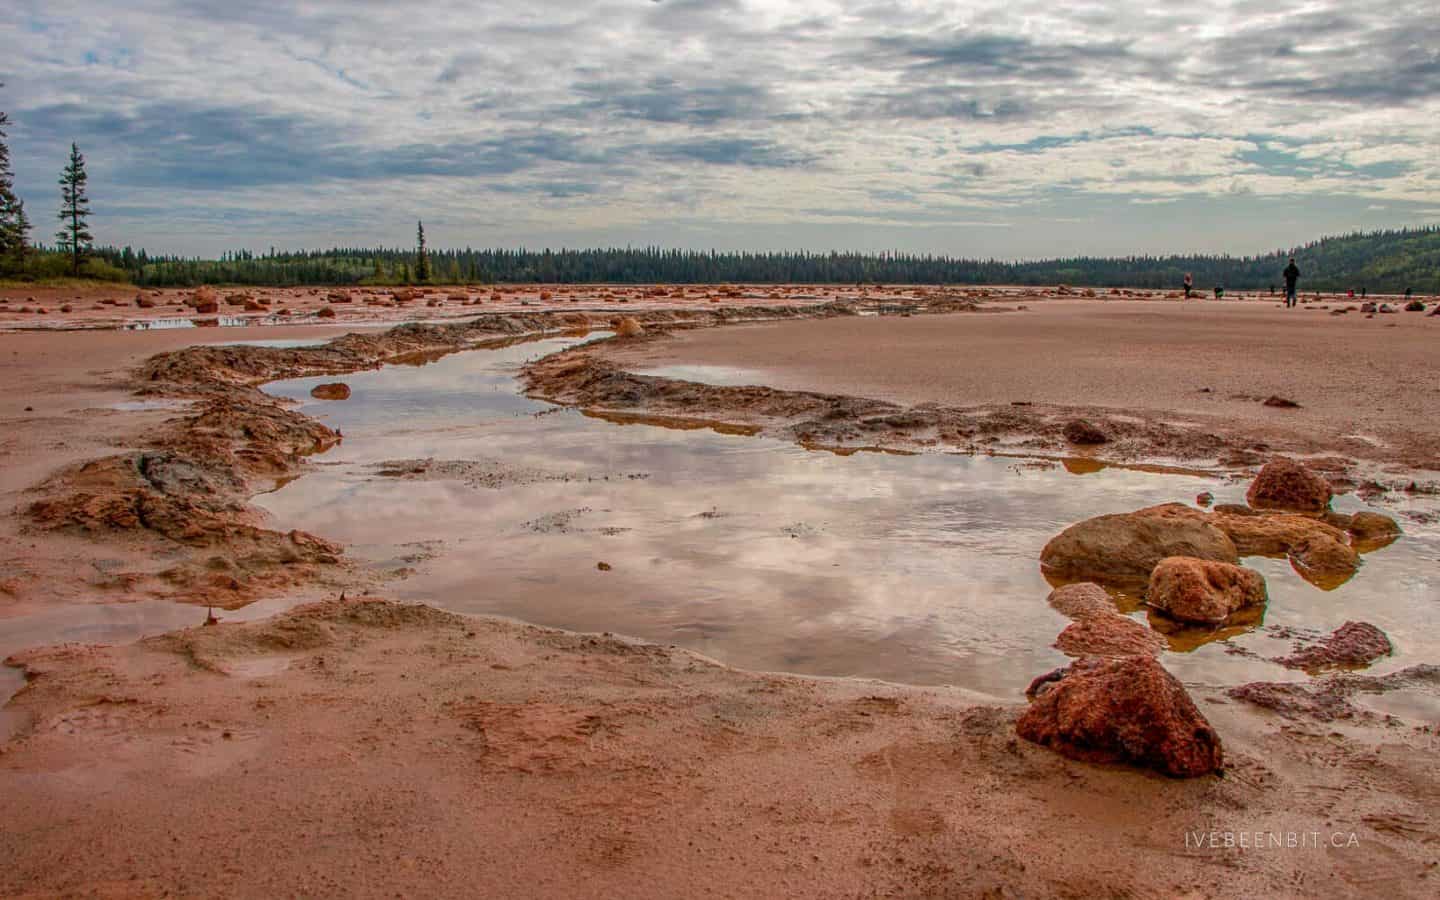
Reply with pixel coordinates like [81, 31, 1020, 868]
[415, 220, 430, 282]
[0, 85, 32, 268]
[56, 142, 92, 276]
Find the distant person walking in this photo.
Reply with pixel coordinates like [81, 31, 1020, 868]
[1283, 257, 1300, 308]
[1183, 272, 1194, 299]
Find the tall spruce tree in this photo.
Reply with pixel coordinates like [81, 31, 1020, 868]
[56, 142, 93, 276]
[0, 84, 32, 270]
[415, 220, 430, 282]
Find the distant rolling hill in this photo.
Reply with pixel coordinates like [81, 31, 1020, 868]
[1005, 227, 1440, 294]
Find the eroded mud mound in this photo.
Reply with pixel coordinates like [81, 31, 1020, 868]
[522, 347, 1241, 466]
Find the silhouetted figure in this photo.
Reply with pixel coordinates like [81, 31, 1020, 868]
[1213, 285, 1224, 300]
[1283, 257, 1300, 308]
[1183, 272, 1193, 299]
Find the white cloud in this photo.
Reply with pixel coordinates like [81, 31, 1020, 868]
[0, 0, 1435, 256]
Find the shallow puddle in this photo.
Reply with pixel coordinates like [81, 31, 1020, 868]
[255, 336, 1440, 701]
[631, 364, 772, 386]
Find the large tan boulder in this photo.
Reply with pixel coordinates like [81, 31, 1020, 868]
[1017, 656, 1223, 778]
[1040, 503, 1238, 584]
[1147, 557, 1267, 625]
[1246, 458, 1333, 512]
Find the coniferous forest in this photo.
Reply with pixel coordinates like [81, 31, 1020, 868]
[25, 225, 1428, 293]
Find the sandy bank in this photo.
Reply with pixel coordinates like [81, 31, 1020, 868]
[3, 596, 1437, 897]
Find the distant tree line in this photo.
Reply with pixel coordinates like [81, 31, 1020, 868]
[104, 227, 1439, 293]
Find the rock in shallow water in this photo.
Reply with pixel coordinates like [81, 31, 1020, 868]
[1147, 557, 1267, 625]
[310, 383, 352, 401]
[1017, 655, 1224, 778]
[1040, 503, 1238, 584]
[1246, 458, 1333, 513]
[1276, 621, 1393, 671]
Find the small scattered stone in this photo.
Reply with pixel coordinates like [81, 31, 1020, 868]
[1262, 395, 1300, 409]
[596, 561, 613, 571]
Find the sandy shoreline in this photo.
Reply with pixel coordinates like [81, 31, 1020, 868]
[2, 296, 1439, 897]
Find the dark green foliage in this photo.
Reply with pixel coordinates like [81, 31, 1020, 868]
[56, 143, 93, 276]
[111, 227, 1440, 292]
[0, 84, 32, 273]
[415, 220, 430, 282]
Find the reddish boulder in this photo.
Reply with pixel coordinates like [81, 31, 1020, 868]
[309, 383, 351, 401]
[1048, 583, 1163, 658]
[1343, 511, 1402, 550]
[1209, 510, 1359, 588]
[316, 306, 337, 318]
[1055, 616, 1164, 658]
[1017, 656, 1223, 778]
[1147, 557, 1267, 625]
[1040, 503, 1238, 584]
[1276, 621, 1392, 671]
[1246, 458, 1332, 512]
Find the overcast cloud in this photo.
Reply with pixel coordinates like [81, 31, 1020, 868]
[1, 0, 1436, 257]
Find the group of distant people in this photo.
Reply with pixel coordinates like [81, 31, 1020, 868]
[1180, 257, 1414, 308]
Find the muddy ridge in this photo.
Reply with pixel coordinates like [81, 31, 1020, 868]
[521, 339, 1439, 508]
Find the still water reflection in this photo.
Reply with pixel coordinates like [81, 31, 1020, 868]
[255, 336, 1440, 699]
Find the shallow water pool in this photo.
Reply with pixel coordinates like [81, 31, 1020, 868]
[255, 336, 1440, 700]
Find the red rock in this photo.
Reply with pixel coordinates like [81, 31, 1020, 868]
[1209, 510, 1359, 589]
[1345, 511, 1402, 549]
[1055, 616, 1164, 658]
[1040, 503, 1238, 584]
[1017, 656, 1223, 778]
[316, 306, 337, 318]
[135, 294, 156, 309]
[309, 383, 351, 401]
[1147, 557, 1267, 625]
[1276, 621, 1392, 671]
[1246, 458, 1333, 512]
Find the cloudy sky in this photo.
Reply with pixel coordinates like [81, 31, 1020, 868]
[2, 0, 1437, 258]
